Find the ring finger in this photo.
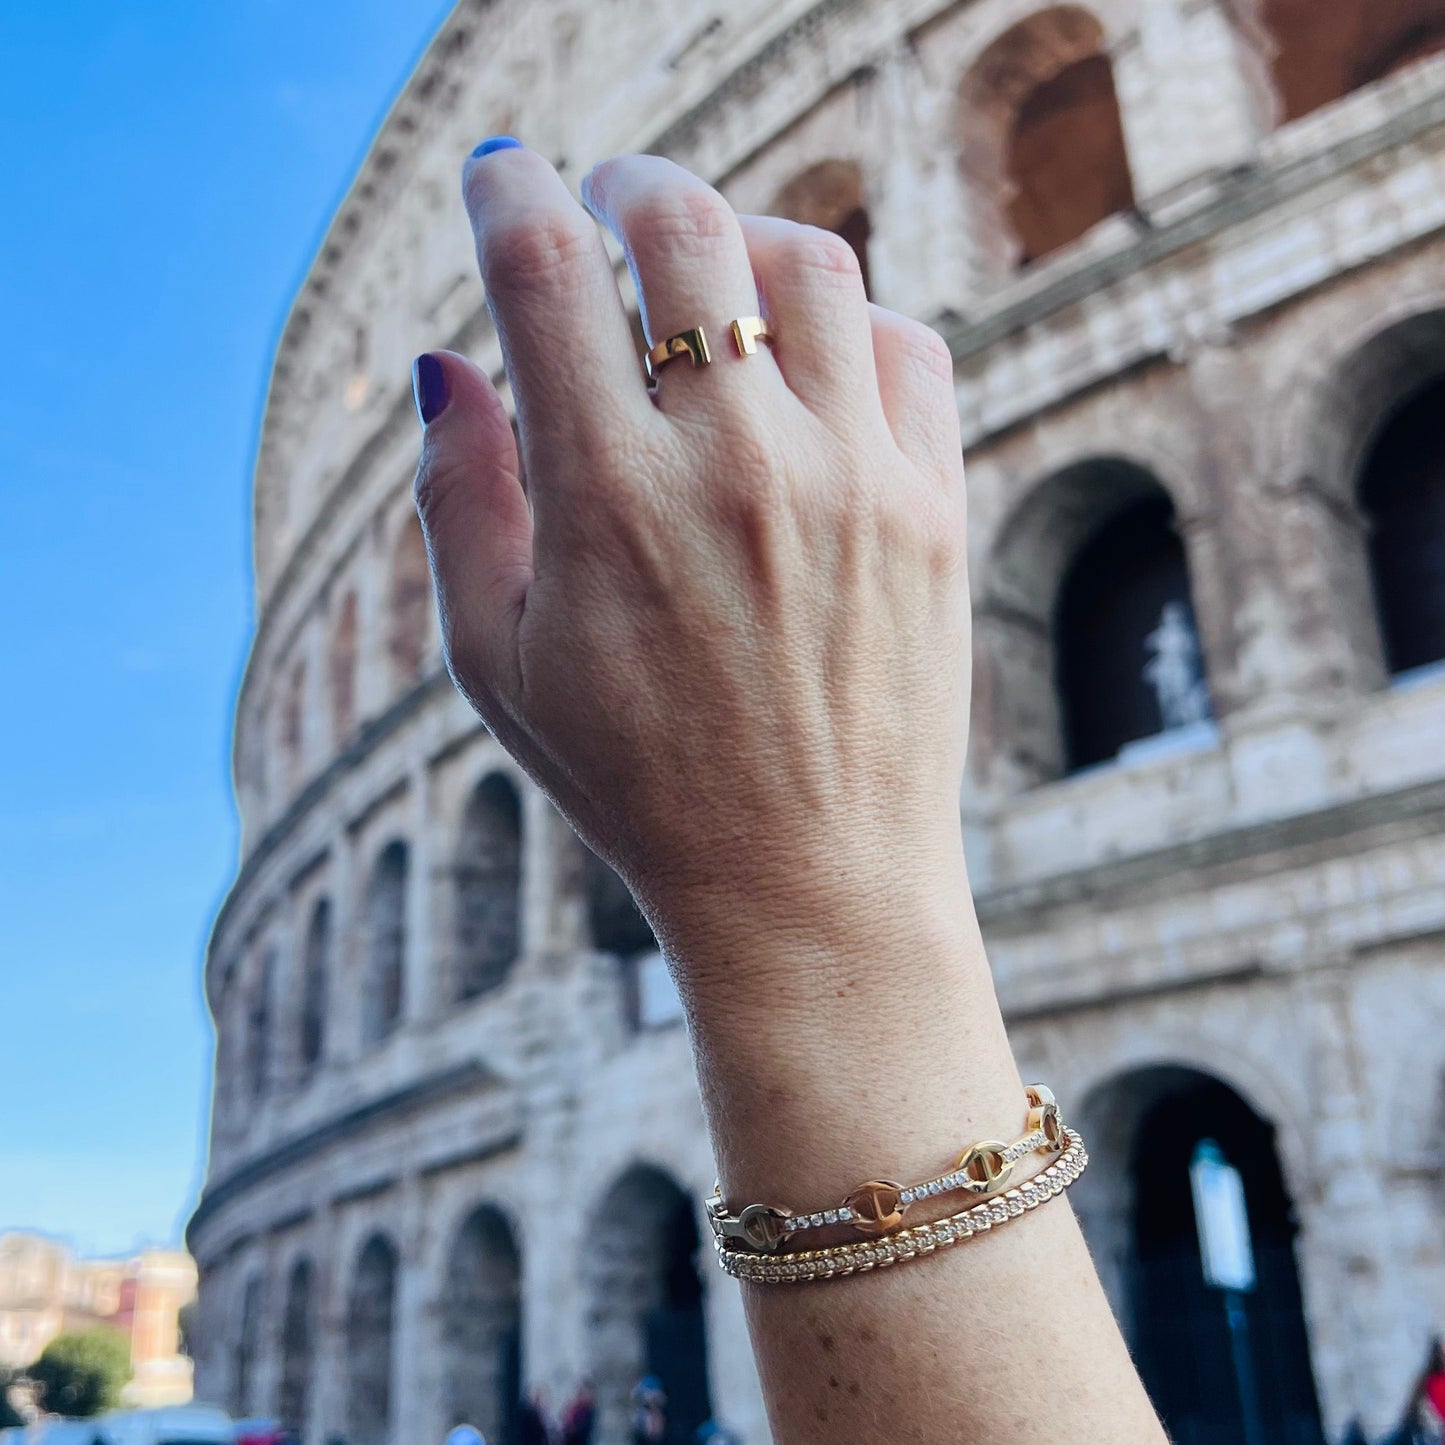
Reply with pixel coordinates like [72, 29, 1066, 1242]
[582, 155, 778, 403]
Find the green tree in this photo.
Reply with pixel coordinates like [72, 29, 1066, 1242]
[30, 1327, 131, 1418]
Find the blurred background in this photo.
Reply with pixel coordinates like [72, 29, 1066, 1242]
[3, 2, 1444, 1444]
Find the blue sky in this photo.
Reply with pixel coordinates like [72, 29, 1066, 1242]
[0, 1, 452, 1257]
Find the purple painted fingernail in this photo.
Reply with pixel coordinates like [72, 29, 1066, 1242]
[412, 354, 449, 427]
[471, 136, 522, 159]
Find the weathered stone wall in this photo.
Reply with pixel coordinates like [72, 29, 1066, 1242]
[193, 1, 1445, 1441]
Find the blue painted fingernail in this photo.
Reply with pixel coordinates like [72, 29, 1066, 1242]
[412, 354, 449, 427]
[471, 135, 522, 159]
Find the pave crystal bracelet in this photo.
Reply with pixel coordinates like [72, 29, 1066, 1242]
[705, 1085, 1065, 1255]
[715, 1124, 1087, 1284]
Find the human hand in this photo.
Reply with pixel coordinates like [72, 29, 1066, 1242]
[413, 145, 971, 1010]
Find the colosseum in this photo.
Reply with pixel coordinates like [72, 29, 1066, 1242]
[187, 1, 1445, 1441]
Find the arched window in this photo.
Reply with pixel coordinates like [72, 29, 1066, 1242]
[441, 1206, 522, 1442]
[455, 774, 523, 1002]
[245, 951, 276, 1100]
[584, 1166, 711, 1444]
[278, 1259, 314, 1436]
[583, 850, 680, 1030]
[347, 1235, 398, 1445]
[1358, 375, 1445, 676]
[978, 460, 1212, 790]
[389, 517, 431, 690]
[299, 898, 330, 1075]
[771, 159, 873, 297]
[281, 659, 307, 787]
[1244, 0, 1445, 123]
[958, 8, 1135, 273]
[233, 1274, 264, 1418]
[330, 590, 359, 745]
[1073, 1067, 1324, 1443]
[1055, 493, 1213, 771]
[362, 842, 408, 1047]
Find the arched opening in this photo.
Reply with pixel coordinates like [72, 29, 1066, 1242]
[233, 1274, 263, 1418]
[245, 951, 275, 1100]
[958, 8, 1135, 274]
[278, 1258, 314, 1436]
[1358, 373, 1445, 677]
[347, 1234, 399, 1445]
[1056, 492, 1213, 771]
[330, 590, 359, 745]
[441, 1206, 522, 1443]
[1246, 0, 1445, 123]
[770, 159, 873, 297]
[584, 1165, 710, 1443]
[281, 658, 307, 788]
[299, 898, 330, 1076]
[976, 459, 1211, 790]
[1075, 1066, 1324, 1444]
[362, 842, 408, 1048]
[454, 773, 523, 1002]
[583, 850, 680, 1031]
[389, 517, 432, 691]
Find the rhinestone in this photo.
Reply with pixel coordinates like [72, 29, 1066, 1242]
[837, 1206, 852, 1222]
[823, 1209, 838, 1225]
[899, 1188, 915, 1205]
[809, 1212, 824, 1227]
[1008, 1196, 1025, 1216]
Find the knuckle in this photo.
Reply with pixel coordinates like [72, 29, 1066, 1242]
[628, 187, 736, 260]
[790, 225, 863, 284]
[482, 212, 596, 299]
[893, 319, 955, 384]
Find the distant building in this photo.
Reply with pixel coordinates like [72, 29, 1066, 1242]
[0, 1233, 197, 1408]
[190, 2, 1445, 1443]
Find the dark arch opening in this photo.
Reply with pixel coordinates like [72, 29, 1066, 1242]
[455, 773, 523, 1002]
[442, 1206, 523, 1443]
[330, 589, 359, 745]
[1076, 1067, 1324, 1445]
[233, 1274, 263, 1419]
[363, 841, 408, 1047]
[300, 897, 330, 1075]
[246, 951, 275, 1101]
[585, 1165, 710, 1444]
[347, 1234, 399, 1445]
[1357, 373, 1445, 676]
[278, 1258, 314, 1435]
[1056, 492, 1212, 772]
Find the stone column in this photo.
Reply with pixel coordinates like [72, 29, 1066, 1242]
[312, 1205, 350, 1443]
[704, 1272, 768, 1444]
[393, 1175, 438, 1445]
[1112, 0, 1267, 220]
[405, 764, 434, 1024]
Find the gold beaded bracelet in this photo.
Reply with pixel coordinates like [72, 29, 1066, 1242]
[715, 1125, 1088, 1284]
[705, 1085, 1065, 1255]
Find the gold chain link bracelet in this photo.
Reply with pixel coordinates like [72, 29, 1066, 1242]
[705, 1085, 1065, 1255]
[715, 1124, 1087, 1284]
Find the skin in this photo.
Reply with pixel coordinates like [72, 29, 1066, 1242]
[412, 144, 1167, 1445]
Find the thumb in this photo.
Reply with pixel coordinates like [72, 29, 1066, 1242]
[411, 349, 533, 716]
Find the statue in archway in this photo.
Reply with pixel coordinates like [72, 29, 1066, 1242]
[1143, 601, 1211, 730]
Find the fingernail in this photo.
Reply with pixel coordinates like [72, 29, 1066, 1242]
[470, 135, 522, 159]
[412, 354, 449, 427]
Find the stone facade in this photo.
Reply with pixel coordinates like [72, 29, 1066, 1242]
[190, 2, 1445, 1442]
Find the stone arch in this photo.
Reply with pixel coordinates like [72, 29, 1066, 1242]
[388, 515, 432, 691]
[329, 589, 359, 745]
[583, 850, 669, 1030]
[233, 1272, 264, 1418]
[583, 1164, 711, 1444]
[245, 949, 276, 1100]
[956, 6, 1136, 276]
[1277, 305, 1445, 689]
[1229, 0, 1445, 124]
[454, 772, 523, 1002]
[439, 1204, 522, 1442]
[1072, 1064, 1325, 1444]
[770, 159, 873, 296]
[975, 457, 1213, 790]
[278, 1256, 314, 1435]
[362, 841, 408, 1047]
[347, 1233, 400, 1445]
[299, 897, 330, 1075]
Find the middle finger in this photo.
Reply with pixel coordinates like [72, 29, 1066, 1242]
[582, 156, 777, 404]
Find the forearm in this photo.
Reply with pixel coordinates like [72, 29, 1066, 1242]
[665, 862, 1166, 1445]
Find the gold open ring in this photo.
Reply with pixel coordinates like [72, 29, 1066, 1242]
[646, 327, 711, 381]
